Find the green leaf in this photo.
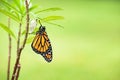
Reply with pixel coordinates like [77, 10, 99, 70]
[23, 5, 38, 17]
[43, 21, 64, 28]
[41, 16, 64, 22]
[29, 5, 39, 12]
[0, 0, 20, 13]
[13, 0, 23, 14]
[0, 8, 20, 22]
[35, 7, 63, 14]
[13, 0, 22, 12]
[0, 23, 16, 39]
[26, 36, 34, 44]
[22, 30, 26, 35]
[12, 11, 21, 20]
[22, 27, 38, 35]
[0, 0, 11, 10]
[20, 0, 25, 15]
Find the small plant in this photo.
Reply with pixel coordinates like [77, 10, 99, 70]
[0, 0, 64, 80]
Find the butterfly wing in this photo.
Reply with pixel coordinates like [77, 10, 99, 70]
[31, 32, 52, 62]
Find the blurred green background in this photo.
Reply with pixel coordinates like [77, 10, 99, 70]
[0, 0, 120, 80]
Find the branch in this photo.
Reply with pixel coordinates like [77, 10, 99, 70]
[15, 64, 21, 80]
[15, 19, 22, 80]
[17, 22, 22, 55]
[11, 20, 22, 80]
[7, 17, 11, 80]
[11, 50, 21, 80]
[11, 0, 29, 80]
[20, 0, 29, 50]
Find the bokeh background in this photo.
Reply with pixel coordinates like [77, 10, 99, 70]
[0, 0, 120, 80]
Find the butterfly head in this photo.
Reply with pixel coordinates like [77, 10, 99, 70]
[39, 26, 46, 33]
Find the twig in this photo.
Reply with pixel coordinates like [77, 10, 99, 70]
[15, 20, 22, 80]
[7, 18, 11, 80]
[11, 50, 21, 80]
[11, 18, 22, 80]
[17, 22, 22, 55]
[15, 64, 21, 80]
[20, 0, 29, 49]
[11, 0, 29, 80]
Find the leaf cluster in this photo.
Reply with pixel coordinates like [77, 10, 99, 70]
[0, 0, 64, 40]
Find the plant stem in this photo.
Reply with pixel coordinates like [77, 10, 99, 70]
[15, 20, 22, 80]
[17, 22, 22, 55]
[21, 0, 29, 49]
[15, 63, 21, 80]
[7, 18, 11, 80]
[11, 0, 29, 80]
[11, 50, 21, 80]
[11, 18, 22, 80]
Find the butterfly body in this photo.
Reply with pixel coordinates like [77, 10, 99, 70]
[31, 26, 52, 62]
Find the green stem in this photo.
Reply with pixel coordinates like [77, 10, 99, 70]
[11, 0, 29, 80]
[7, 17, 11, 80]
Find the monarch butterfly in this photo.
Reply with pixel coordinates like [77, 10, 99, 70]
[31, 25, 52, 62]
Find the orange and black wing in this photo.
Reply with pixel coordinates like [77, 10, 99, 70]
[31, 32, 52, 62]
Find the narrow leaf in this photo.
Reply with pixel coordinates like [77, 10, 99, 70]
[0, 23, 16, 39]
[0, 0, 11, 10]
[0, 0, 20, 13]
[26, 36, 34, 44]
[41, 16, 64, 22]
[23, 5, 38, 17]
[29, 5, 39, 12]
[35, 7, 63, 14]
[20, 0, 25, 15]
[22, 27, 38, 35]
[0, 8, 20, 22]
[22, 30, 26, 35]
[44, 21, 64, 28]
[13, 0, 22, 14]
